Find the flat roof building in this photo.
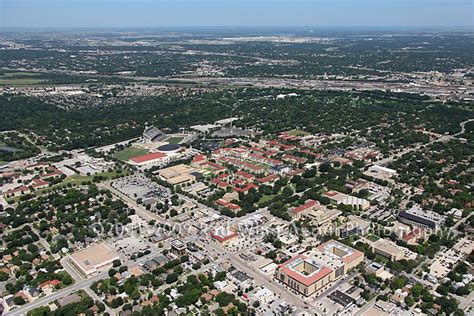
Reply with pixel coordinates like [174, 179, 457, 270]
[210, 226, 238, 245]
[275, 240, 363, 297]
[339, 215, 371, 238]
[170, 239, 187, 256]
[129, 152, 168, 166]
[371, 239, 417, 262]
[398, 205, 444, 230]
[69, 243, 119, 278]
[293, 200, 342, 226]
[157, 164, 197, 186]
[323, 191, 370, 211]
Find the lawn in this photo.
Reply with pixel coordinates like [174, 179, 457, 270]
[113, 147, 149, 161]
[166, 136, 184, 144]
[0, 72, 44, 86]
[258, 194, 277, 205]
[366, 235, 380, 242]
[286, 129, 310, 136]
[6, 170, 129, 203]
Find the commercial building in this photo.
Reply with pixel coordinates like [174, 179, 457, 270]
[398, 205, 444, 230]
[170, 239, 187, 256]
[275, 240, 363, 297]
[210, 226, 238, 245]
[69, 243, 119, 278]
[317, 240, 364, 273]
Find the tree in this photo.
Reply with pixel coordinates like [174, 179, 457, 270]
[14, 296, 26, 305]
[405, 296, 415, 307]
[215, 292, 235, 307]
[166, 272, 178, 284]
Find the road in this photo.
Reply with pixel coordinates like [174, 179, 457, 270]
[6, 251, 161, 316]
[98, 181, 168, 226]
[375, 117, 473, 167]
[194, 238, 310, 314]
[455, 118, 474, 136]
[60, 257, 116, 316]
[355, 288, 390, 316]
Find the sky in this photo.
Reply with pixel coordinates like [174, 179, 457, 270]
[0, 0, 472, 29]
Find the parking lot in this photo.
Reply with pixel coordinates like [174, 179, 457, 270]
[112, 174, 169, 202]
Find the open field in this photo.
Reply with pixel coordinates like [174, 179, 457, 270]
[0, 72, 44, 86]
[113, 147, 149, 161]
[286, 129, 310, 136]
[6, 170, 128, 203]
[166, 136, 184, 144]
[258, 194, 277, 205]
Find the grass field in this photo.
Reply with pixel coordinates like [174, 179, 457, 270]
[286, 129, 310, 136]
[258, 194, 277, 205]
[6, 170, 128, 203]
[0, 72, 44, 86]
[366, 235, 380, 242]
[113, 147, 149, 161]
[166, 136, 184, 144]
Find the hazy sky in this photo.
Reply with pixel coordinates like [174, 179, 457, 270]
[0, 0, 472, 29]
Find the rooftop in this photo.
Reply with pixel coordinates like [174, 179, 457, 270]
[130, 152, 167, 163]
[70, 243, 118, 270]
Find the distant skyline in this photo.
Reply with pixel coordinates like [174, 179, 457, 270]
[0, 0, 472, 29]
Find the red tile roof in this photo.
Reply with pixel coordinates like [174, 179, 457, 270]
[235, 171, 254, 179]
[210, 228, 238, 243]
[32, 178, 49, 188]
[192, 154, 206, 163]
[233, 183, 258, 193]
[130, 152, 167, 163]
[257, 174, 279, 183]
[278, 255, 332, 287]
[216, 199, 230, 207]
[293, 200, 318, 213]
[5, 185, 29, 195]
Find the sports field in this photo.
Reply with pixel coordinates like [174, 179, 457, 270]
[113, 147, 149, 161]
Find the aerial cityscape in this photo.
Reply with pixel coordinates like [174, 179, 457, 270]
[0, 0, 473, 315]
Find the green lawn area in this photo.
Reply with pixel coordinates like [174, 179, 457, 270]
[0, 161, 6, 166]
[0, 72, 44, 86]
[258, 194, 277, 205]
[286, 129, 310, 136]
[113, 147, 149, 161]
[6, 170, 128, 203]
[166, 136, 184, 144]
[367, 235, 380, 242]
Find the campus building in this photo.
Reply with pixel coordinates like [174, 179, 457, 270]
[292, 199, 341, 226]
[156, 164, 199, 186]
[275, 240, 363, 296]
[398, 205, 444, 230]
